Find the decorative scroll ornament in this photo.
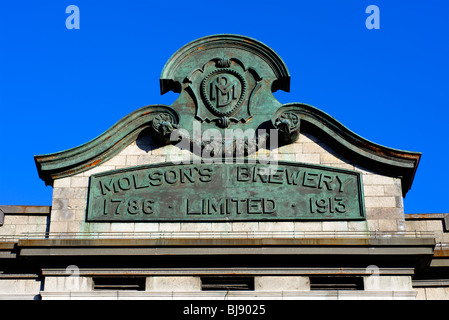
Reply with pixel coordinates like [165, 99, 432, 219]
[151, 112, 179, 136]
[272, 109, 301, 144]
[274, 111, 300, 134]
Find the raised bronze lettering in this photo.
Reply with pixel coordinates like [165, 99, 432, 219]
[143, 199, 155, 214]
[209, 198, 226, 214]
[318, 174, 333, 191]
[231, 198, 245, 214]
[252, 167, 268, 183]
[88, 162, 365, 221]
[285, 168, 301, 185]
[100, 179, 117, 195]
[118, 177, 131, 190]
[198, 167, 213, 182]
[335, 197, 347, 213]
[303, 172, 319, 188]
[186, 199, 201, 215]
[127, 198, 139, 214]
[164, 169, 178, 184]
[110, 199, 123, 214]
[263, 199, 276, 214]
[268, 169, 284, 184]
[149, 171, 163, 186]
[248, 198, 262, 214]
[336, 175, 349, 192]
[180, 167, 195, 183]
[133, 174, 150, 189]
[237, 166, 251, 181]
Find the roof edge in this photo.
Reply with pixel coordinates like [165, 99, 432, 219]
[34, 105, 179, 186]
[275, 103, 421, 197]
[160, 34, 290, 94]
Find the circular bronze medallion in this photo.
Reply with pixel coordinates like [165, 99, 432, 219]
[201, 68, 247, 117]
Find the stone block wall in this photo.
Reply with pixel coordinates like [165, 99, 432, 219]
[0, 206, 49, 238]
[0, 279, 41, 299]
[405, 214, 449, 243]
[416, 287, 449, 300]
[48, 131, 406, 235]
[0, 216, 48, 237]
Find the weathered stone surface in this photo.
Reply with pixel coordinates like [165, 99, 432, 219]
[147, 277, 201, 292]
[255, 276, 309, 291]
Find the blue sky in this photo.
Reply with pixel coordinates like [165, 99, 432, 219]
[1, 0, 448, 213]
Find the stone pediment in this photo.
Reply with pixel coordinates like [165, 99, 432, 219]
[34, 34, 420, 197]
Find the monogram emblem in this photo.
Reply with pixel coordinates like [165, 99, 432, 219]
[201, 68, 247, 117]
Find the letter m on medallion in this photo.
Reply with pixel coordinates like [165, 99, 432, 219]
[210, 75, 238, 108]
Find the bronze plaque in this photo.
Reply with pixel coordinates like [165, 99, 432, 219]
[86, 161, 365, 222]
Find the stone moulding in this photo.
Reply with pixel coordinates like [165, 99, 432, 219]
[272, 103, 421, 197]
[34, 34, 421, 197]
[34, 104, 179, 186]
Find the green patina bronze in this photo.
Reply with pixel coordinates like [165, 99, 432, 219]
[34, 34, 422, 225]
[34, 34, 421, 198]
[87, 161, 365, 222]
